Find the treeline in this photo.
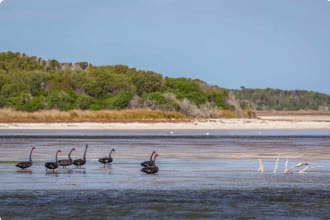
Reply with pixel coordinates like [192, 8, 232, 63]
[2, 52, 329, 117]
[0, 52, 229, 117]
[232, 87, 330, 111]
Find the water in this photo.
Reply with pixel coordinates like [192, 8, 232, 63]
[1, 129, 330, 219]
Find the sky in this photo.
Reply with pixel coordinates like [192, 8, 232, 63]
[0, 0, 330, 94]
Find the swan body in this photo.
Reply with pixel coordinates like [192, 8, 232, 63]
[98, 148, 115, 167]
[141, 165, 159, 174]
[16, 146, 36, 169]
[58, 147, 75, 168]
[73, 144, 88, 168]
[141, 151, 156, 167]
[45, 150, 61, 173]
[141, 153, 159, 174]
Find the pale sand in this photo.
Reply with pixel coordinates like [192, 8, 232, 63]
[0, 117, 330, 130]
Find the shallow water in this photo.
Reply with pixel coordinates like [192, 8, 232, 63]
[1, 129, 330, 219]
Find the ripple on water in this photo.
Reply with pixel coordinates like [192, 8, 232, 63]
[1, 189, 330, 219]
[1, 130, 330, 218]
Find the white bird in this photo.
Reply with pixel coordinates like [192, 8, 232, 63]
[295, 162, 309, 167]
[296, 162, 309, 174]
[273, 154, 280, 173]
[284, 159, 309, 174]
[298, 166, 309, 174]
[284, 158, 290, 174]
[258, 159, 264, 173]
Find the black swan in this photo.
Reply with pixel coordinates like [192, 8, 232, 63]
[73, 144, 88, 168]
[58, 147, 75, 168]
[45, 150, 61, 173]
[140, 151, 156, 167]
[141, 153, 159, 174]
[98, 148, 115, 167]
[16, 146, 36, 170]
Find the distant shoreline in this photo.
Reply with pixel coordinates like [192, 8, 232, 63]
[0, 111, 329, 130]
[0, 118, 329, 130]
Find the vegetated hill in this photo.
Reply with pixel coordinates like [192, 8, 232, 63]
[231, 87, 330, 111]
[2, 51, 328, 117]
[0, 51, 229, 118]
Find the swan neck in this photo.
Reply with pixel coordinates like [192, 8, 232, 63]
[83, 145, 88, 159]
[29, 148, 34, 161]
[55, 151, 60, 164]
[68, 149, 74, 160]
[149, 152, 155, 160]
[109, 149, 114, 158]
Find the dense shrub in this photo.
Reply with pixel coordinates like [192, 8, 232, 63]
[0, 51, 230, 116]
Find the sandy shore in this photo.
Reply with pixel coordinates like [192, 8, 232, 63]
[0, 116, 329, 130]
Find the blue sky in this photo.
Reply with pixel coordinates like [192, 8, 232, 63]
[1, 0, 330, 94]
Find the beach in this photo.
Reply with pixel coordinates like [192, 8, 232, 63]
[0, 115, 329, 130]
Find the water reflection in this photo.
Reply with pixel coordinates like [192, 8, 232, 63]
[1, 130, 330, 218]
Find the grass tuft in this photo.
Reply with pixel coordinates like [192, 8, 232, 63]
[0, 108, 188, 122]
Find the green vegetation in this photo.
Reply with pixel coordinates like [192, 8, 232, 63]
[232, 87, 330, 111]
[1, 51, 329, 119]
[0, 52, 228, 118]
